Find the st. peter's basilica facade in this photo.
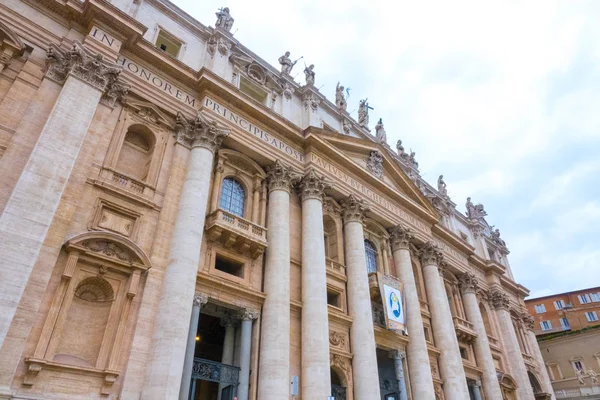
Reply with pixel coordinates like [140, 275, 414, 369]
[0, 1, 555, 399]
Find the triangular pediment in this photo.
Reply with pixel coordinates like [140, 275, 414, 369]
[122, 97, 174, 128]
[306, 127, 439, 219]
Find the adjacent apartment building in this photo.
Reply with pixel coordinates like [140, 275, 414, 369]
[0, 0, 554, 399]
[525, 287, 600, 399]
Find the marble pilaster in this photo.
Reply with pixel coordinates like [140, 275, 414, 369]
[0, 42, 127, 348]
[459, 273, 504, 400]
[299, 169, 332, 399]
[341, 195, 381, 399]
[179, 294, 209, 400]
[489, 290, 535, 400]
[388, 225, 436, 399]
[142, 113, 230, 400]
[257, 160, 298, 400]
[420, 243, 470, 400]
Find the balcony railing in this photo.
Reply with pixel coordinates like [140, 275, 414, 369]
[326, 257, 346, 276]
[487, 334, 500, 349]
[205, 209, 268, 258]
[191, 358, 239, 385]
[96, 167, 155, 199]
[453, 316, 477, 343]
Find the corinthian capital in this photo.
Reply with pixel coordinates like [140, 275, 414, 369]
[240, 308, 260, 321]
[418, 242, 443, 266]
[489, 290, 510, 310]
[45, 42, 125, 92]
[175, 112, 230, 151]
[298, 168, 331, 201]
[193, 293, 209, 307]
[266, 160, 299, 193]
[458, 272, 479, 294]
[340, 194, 369, 224]
[388, 225, 413, 251]
[522, 313, 535, 331]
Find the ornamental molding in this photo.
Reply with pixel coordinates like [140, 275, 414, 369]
[298, 169, 331, 201]
[329, 331, 347, 349]
[81, 239, 136, 263]
[418, 242, 443, 266]
[340, 194, 369, 224]
[366, 150, 383, 178]
[175, 112, 230, 151]
[330, 354, 350, 372]
[458, 272, 479, 294]
[266, 160, 299, 193]
[388, 225, 413, 251]
[302, 92, 320, 112]
[45, 42, 128, 104]
[489, 290, 510, 310]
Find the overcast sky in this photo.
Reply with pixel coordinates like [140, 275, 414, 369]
[171, 0, 600, 298]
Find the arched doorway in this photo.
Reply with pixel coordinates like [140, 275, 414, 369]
[500, 374, 518, 400]
[331, 368, 347, 400]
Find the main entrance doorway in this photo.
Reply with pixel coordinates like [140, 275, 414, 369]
[187, 311, 240, 400]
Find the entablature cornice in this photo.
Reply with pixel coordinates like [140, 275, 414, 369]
[83, 0, 147, 45]
[196, 272, 266, 307]
[432, 224, 475, 255]
[374, 326, 408, 350]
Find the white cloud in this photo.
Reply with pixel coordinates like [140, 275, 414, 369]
[172, 0, 600, 296]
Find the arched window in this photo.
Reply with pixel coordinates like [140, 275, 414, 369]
[364, 239, 378, 274]
[220, 177, 245, 217]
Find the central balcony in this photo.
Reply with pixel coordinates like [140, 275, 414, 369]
[189, 358, 240, 400]
[205, 209, 268, 258]
[453, 316, 477, 343]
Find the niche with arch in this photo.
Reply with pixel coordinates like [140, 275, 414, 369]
[99, 99, 172, 201]
[24, 232, 151, 396]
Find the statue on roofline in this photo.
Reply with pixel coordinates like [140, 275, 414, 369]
[215, 7, 234, 32]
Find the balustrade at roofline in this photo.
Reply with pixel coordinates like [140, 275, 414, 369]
[204, 208, 268, 258]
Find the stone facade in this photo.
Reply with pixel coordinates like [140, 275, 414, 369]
[0, 1, 551, 400]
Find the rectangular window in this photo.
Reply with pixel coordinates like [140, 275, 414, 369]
[459, 347, 468, 360]
[591, 293, 600, 302]
[540, 320, 552, 331]
[327, 290, 341, 309]
[560, 317, 570, 330]
[239, 76, 268, 104]
[585, 311, 598, 322]
[574, 361, 584, 371]
[578, 294, 591, 304]
[535, 304, 546, 314]
[214, 255, 244, 278]
[554, 300, 566, 310]
[155, 29, 183, 58]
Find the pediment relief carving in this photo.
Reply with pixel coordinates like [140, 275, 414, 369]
[65, 232, 151, 270]
[122, 98, 174, 129]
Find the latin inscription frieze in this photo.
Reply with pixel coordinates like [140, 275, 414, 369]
[203, 97, 304, 162]
[310, 153, 430, 234]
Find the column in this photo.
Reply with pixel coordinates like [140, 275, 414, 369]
[238, 309, 259, 400]
[388, 225, 436, 399]
[299, 169, 332, 399]
[257, 160, 297, 400]
[489, 290, 535, 400]
[390, 350, 409, 400]
[218, 313, 236, 400]
[340, 194, 381, 399]
[0, 42, 126, 347]
[458, 273, 503, 400]
[419, 242, 470, 400]
[141, 113, 230, 399]
[179, 294, 209, 400]
[473, 381, 483, 400]
[523, 314, 555, 399]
